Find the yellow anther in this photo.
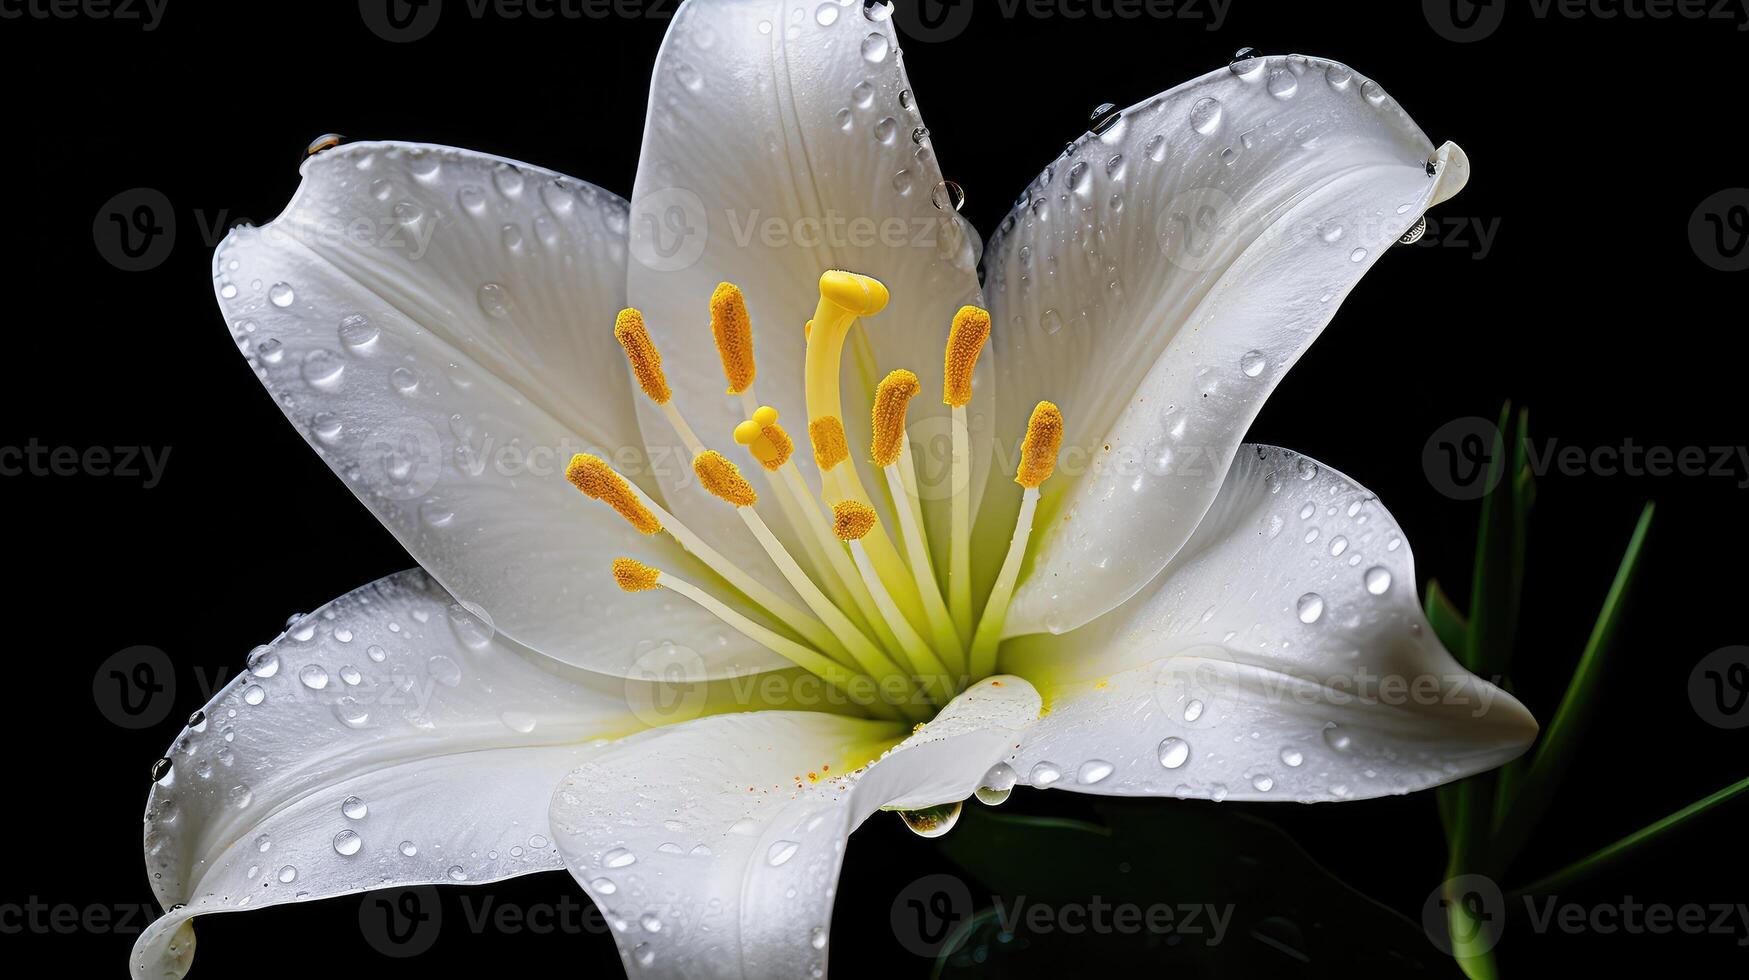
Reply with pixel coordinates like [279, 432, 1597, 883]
[810, 416, 849, 472]
[943, 306, 991, 408]
[612, 557, 662, 592]
[710, 282, 755, 394]
[735, 406, 794, 471]
[871, 369, 920, 468]
[1016, 401, 1065, 489]
[614, 308, 671, 405]
[818, 270, 890, 317]
[567, 454, 662, 534]
[693, 450, 758, 507]
[832, 500, 877, 541]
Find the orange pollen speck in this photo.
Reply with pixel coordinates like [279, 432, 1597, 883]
[566, 454, 662, 534]
[611, 557, 661, 592]
[693, 450, 758, 507]
[832, 500, 876, 541]
[710, 282, 756, 394]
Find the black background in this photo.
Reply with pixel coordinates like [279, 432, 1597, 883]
[6, 0, 1747, 976]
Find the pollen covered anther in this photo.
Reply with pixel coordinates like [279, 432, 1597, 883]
[693, 450, 759, 507]
[710, 282, 755, 394]
[832, 501, 877, 541]
[871, 369, 920, 468]
[612, 557, 662, 592]
[614, 308, 671, 405]
[566, 454, 662, 534]
[1016, 401, 1064, 488]
[734, 406, 793, 471]
[810, 416, 850, 472]
[943, 305, 991, 408]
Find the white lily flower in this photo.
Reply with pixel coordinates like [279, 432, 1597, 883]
[135, 2, 1538, 978]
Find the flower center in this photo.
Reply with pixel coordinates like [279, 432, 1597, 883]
[566, 272, 1062, 721]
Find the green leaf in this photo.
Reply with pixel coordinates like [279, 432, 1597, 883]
[1424, 578, 1469, 655]
[1491, 501, 1655, 873]
[1510, 774, 1749, 897]
[933, 803, 1461, 977]
[1465, 402, 1518, 682]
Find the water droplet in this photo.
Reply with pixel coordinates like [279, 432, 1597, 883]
[1296, 593, 1325, 624]
[1267, 67, 1299, 100]
[860, 33, 889, 63]
[447, 865, 468, 881]
[400, 840, 418, 857]
[1028, 762, 1062, 786]
[898, 801, 962, 838]
[1190, 97, 1223, 134]
[1349, 246, 1369, 263]
[242, 684, 266, 706]
[366, 644, 387, 663]
[1240, 350, 1267, 378]
[1041, 309, 1063, 335]
[1251, 773, 1275, 792]
[1077, 760, 1115, 784]
[873, 117, 897, 144]
[766, 840, 799, 866]
[1280, 747, 1304, 767]
[298, 664, 329, 690]
[633, 944, 655, 968]
[1184, 699, 1205, 722]
[277, 865, 298, 883]
[1325, 64, 1353, 90]
[1145, 134, 1167, 162]
[500, 710, 538, 734]
[150, 758, 173, 782]
[333, 830, 363, 856]
[930, 180, 964, 212]
[427, 655, 462, 688]
[1229, 48, 1264, 80]
[1158, 737, 1190, 769]
[603, 847, 637, 869]
[477, 282, 512, 319]
[1364, 566, 1393, 595]
[268, 282, 295, 307]
[342, 795, 368, 819]
[301, 350, 345, 389]
[1322, 724, 1352, 752]
[811, 926, 827, 950]
[588, 876, 616, 894]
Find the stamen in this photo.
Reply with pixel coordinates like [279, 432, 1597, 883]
[870, 369, 920, 468]
[810, 415, 849, 472]
[968, 400, 1066, 679]
[565, 453, 842, 659]
[942, 305, 990, 409]
[833, 500, 877, 542]
[612, 557, 662, 592]
[1015, 401, 1065, 488]
[710, 282, 756, 395]
[614, 308, 671, 405]
[734, 406, 794, 471]
[832, 502, 954, 697]
[610, 557, 918, 722]
[693, 451, 758, 508]
[943, 306, 991, 648]
[871, 368, 966, 676]
[566, 454, 661, 535]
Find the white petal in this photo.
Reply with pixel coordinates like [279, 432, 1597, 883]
[1002, 447, 1534, 803]
[216, 140, 783, 676]
[625, 0, 988, 565]
[133, 571, 648, 980]
[550, 677, 1040, 978]
[985, 55, 1470, 637]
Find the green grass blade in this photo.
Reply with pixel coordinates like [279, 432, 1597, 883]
[1424, 578, 1469, 655]
[1492, 502, 1655, 871]
[1511, 775, 1749, 897]
[1466, 403, 1516, 681]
